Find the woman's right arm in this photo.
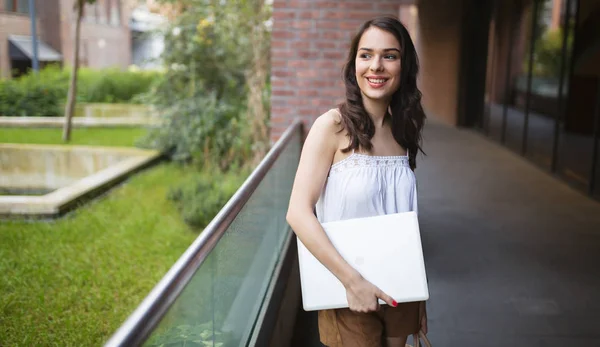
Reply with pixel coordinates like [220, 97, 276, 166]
[286, 112, 396, 312]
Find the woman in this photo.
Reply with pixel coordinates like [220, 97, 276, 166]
[286, 16, 427, 347]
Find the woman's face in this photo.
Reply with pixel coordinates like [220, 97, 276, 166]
[355, 27, 402, 103]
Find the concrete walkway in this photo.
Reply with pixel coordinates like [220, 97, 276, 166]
[418, 121, 600, 346]
[292, 121, 600, 346]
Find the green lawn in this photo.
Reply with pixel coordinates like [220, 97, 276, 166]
[0, 163, 199, 346]
[0, 127, 201, 345]
[0, 127, 148, 147]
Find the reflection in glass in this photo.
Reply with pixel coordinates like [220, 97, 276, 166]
[595, 121, 600, 197]
[504, 0, 536, 153]
[588, 79, 600, 198]
[481, 0, 599, 197]
[595, 116, 600, 197]
[525, 0, 574, 170]
[484, 0, 531, 145]
[143, 131, 301, 347]
[484, 3, 504, 141]
[558, 0, 597, 189]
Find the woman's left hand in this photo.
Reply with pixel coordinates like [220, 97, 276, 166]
[419, 301, 428, 334]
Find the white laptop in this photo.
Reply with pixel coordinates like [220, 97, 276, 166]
[297, 211, 429, 311]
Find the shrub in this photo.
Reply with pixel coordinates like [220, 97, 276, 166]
[78, 68, 162, 104]
[0, 66, 161, 117]
[140, 91, 252, 170]
[141, 0, 272, 168]
[167, 169, 247, 228]
[140, 0, 271, 227]
[0, 66, 67, 117]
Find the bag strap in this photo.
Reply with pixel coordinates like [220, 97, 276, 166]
[412, 331, 432, 347]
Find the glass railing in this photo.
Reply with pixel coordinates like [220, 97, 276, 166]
[105, 120, 303, 347]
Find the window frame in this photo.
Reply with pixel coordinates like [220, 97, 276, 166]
[4, 0, 29, 14]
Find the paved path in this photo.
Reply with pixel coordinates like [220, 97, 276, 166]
[418, 121, 600, 346]
[292, 120, 600, 347]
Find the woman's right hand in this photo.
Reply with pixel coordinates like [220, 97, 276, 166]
[345, 275, 397, 312]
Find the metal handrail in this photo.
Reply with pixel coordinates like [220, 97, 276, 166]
[105, 119, 303, 347]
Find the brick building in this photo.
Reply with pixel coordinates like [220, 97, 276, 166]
[0, 0, 131, 78]
[269, 0, 470, 139]
[270, 0, 600, 198]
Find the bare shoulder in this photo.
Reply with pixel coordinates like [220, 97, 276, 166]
[304, 109, 346, 153]
[310, 109, 345, 137]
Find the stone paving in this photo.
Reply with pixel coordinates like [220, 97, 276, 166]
[292, 120, 600, 347]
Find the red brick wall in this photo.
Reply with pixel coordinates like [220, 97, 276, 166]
[270, 0, 404, 141]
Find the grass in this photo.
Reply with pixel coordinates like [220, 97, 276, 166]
[0, 127, 199, 345]
[0, 127, 147, 147]
[0, 126, 254, 345]
[0, 163, 200, 346]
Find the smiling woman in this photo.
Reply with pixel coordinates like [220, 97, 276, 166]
[286, 16, 428, 347]
[355, 32, 402, 100]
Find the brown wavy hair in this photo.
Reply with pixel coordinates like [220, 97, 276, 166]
[338, 16, 426, 170]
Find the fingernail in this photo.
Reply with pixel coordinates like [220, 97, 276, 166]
[392, 300, 398, 307]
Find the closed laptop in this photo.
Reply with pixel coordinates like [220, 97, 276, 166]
[297, 211, 429, 311]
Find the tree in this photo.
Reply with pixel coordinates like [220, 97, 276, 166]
[144, 0, 272, 169]
[245, 0, 271, 164]
[63, 0, 96, 142]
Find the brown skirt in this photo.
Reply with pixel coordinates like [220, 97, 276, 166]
[318, 301, 420, 347]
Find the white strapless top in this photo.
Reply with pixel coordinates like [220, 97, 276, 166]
[315, 151, 418, 224]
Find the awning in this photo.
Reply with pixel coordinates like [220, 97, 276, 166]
[8, 35, 63, 62]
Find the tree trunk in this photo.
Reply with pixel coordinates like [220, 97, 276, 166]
[62, 1, 84, 142]
[248, 0, 270, 165]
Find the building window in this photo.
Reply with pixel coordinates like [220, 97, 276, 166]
[4, 0, 29, 14]
[482, 0, 600, 199]
[97, 0, 107, 24]
[108, 0, 121, 26]
[82, 1, 102, 23]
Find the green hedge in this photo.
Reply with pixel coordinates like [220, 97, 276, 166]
[78, 68, 160, 104]
[167, 169, 248, 228]
[0, 71, 65, 117]
[0, 66, 162, 117]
